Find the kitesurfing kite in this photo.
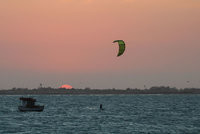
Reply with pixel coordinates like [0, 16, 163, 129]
[113, 40, 126, 57]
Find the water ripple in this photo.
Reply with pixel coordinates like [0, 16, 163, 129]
[0, 95, 200, 133]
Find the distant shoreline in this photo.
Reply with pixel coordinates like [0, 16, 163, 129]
[0, 86, 200, 95]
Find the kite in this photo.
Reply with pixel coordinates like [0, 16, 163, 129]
[113, 40, 126, 57]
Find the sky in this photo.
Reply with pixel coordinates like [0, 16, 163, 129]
[0, 0, 200, 89]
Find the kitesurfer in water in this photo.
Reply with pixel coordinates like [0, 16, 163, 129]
[100, 104, 104, 110]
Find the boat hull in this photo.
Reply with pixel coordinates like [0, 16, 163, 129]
[18, 106, 44, 112]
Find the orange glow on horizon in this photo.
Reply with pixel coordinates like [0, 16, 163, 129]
[59, 84, 73, 89]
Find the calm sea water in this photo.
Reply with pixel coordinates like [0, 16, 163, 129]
[0, 95, 200, 134]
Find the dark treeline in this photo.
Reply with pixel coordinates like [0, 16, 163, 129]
[0, 86, 200, 95]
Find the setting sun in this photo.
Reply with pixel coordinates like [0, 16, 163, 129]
[59, 84, 73, 89]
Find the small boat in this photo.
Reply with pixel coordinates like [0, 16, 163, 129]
[18, 97, 44, 112]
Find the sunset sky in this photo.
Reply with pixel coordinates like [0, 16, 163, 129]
[0, 0, 200, 89]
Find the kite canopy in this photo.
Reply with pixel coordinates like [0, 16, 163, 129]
[113, 40, 126, 57]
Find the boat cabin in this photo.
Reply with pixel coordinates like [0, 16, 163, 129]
[20, 97, 36, 107]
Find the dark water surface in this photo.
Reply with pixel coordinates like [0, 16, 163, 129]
[0, 95, 200, 134]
